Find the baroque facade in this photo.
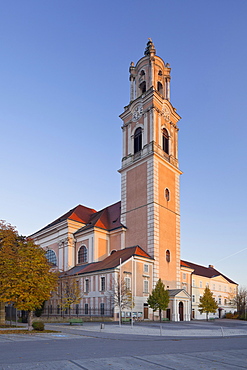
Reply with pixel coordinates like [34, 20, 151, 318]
[31, 40, 237, 321]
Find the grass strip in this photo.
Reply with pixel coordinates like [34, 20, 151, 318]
[0, 330, 60, 334]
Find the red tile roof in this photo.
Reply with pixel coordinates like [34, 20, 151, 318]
[31, 205, 97, 235]
[74, 201, 123, 233]
[62, 245, 153, 276]
[31, 201, 122, 236]
[180, 260, 191, 269]
[181, 260, 237, 284]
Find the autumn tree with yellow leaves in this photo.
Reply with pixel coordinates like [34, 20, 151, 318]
[0, 220, 58, 330]
[59, 275, 83, 316]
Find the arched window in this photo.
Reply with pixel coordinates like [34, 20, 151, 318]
[165, 188, 170, 201]
[139, 81, 146, 94]
[157, 81, 163, 94]
[166, 250, 170, 263]
[78, 245, 87, 264]
[134, 127, 142, 153]
[158, 70, 163, 76]
[162, 128, 169, 154]
[140, 70, 145, 76]
[45, 250, 57, 266]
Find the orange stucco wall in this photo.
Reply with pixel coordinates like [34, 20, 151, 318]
[158, 162, 178, 287]
[109, 233, 121, 251]
[98, 238, 108, 261]
[125, 163, 148, 249]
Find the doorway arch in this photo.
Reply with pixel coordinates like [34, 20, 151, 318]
[179, 301, 184, 321]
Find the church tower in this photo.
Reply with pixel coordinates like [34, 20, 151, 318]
[119, 40, 182, 289]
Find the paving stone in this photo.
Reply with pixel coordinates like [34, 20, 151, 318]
[135, 353, 247, 370]
[74, 356, 164, 369]
[186, 349, 247, 368]
[1, 360, 80, 370]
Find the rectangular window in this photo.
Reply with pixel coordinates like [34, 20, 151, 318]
[219, 285, 221, 291]
[219, 297, 222, 304]
[85, 303, 89, 315]
[101, 276, 106, 291]
[224, 299, 227, 305]
[192, 279, 195, 287]
[125, 277, 131, 290]
[85, 279, 89, 293]
[183, 273, 186, 280]
[144, 264, 149, 273]
[192, 295, 195, 303]
[213, 284, 215, 290]
[144, 280, 149, 293]
[199, 281, 202, 288]
[100, 303, 104, 315]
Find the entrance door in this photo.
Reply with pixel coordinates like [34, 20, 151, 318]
[192, 309, 195, 319]
[166, 308, 170, 320]
[179, 302, 184, 321]
[144, 304, 149, 319]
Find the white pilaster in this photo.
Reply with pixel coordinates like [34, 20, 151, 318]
[122, 126, 126, 157]
[167, 79, 170, 101]
[128, 124, 131, 155]
[120, 171, 127, 226]
[143, 113, 148, 146]
[149, 109, 153, 142]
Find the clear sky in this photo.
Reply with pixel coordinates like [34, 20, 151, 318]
[1, 0, 246, 287]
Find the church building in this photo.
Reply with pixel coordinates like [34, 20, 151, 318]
[31, 40, 237, 321]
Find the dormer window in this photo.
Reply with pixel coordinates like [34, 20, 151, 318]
[134, 127, 142, 153]
[162, 128, 169, 154]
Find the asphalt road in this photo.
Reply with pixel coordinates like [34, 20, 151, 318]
[0, 320, 246, 369]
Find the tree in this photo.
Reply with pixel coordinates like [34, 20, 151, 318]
[0, 223, 58, 330]
[59, 275, 83, 316]
[147, 278, 169, 322]
[198, 286, 218, 321]
[230, 286, 247, 318]
[0, 220, 19, 324]
[111, 275, 134, 325]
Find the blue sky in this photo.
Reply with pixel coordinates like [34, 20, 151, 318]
[1, 0, 246, 287]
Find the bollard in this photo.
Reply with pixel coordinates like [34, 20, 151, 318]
[100, 323, 105, 330]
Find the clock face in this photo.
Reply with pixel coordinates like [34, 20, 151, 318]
[132, 105, 143, 121]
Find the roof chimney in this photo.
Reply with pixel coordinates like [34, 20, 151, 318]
[208, 264, 214, 269]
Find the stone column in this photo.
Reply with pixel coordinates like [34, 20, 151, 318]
[172, 298, 177, 321]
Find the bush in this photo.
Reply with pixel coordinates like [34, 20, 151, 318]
[225, 312, 239, 319]
[32, 321, 44, 331]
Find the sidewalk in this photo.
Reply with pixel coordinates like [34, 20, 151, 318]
[45, 320, 247, 338]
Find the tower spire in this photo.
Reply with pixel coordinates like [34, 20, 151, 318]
[144, 38, 156, 56]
